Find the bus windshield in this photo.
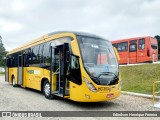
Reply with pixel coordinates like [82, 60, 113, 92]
[77, 36, 118, 78]
[150, 38, 158, 49]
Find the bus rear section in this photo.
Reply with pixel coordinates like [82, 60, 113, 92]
[112, 36, 158, 64]
[5, 31, 121, 102]
[148, 37, 158, 62]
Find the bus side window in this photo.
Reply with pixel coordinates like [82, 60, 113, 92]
[53, 48, 60, 72]
[71, 56, 79, 69]
[130, 44, 137, 52]
[28, 48, 33, 66]
[23, 54, 29, 67]
[43, 42, 51, 67]
[138, 39, 145, 50]
[71, 55, 82, 85]
[7, 58, 12, 67]
[39, 44, 44, 66]
[32, 45, 40, 67]
[12, 54, 18, 67]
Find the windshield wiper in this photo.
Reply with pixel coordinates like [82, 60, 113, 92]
[99, 72, 118, 78]
[90, 75, 100, 84]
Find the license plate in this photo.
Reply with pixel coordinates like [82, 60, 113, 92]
[107, 93, 114, 98]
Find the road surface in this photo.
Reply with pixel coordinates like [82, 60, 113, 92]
[0, 75, 159, 120]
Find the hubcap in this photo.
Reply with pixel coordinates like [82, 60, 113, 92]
[12, 78, 15, 85]
[44, 83, 50, 96]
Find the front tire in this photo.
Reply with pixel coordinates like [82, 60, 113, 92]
[43, 81, 54, 99]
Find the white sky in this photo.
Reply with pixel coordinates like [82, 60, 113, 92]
[0, 0, 160, 51]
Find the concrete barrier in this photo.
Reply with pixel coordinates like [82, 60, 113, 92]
[121, 91, 160, 99]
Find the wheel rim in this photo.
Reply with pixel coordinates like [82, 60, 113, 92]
[12, 78, 15, 86]
[44, 83, 50, 96]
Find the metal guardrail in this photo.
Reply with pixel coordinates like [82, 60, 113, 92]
[152, 81, 160, 107]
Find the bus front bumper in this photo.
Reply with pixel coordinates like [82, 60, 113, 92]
[70, 90, 121, 102]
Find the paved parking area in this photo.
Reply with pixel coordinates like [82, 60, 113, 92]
[0, 76, 159, 120]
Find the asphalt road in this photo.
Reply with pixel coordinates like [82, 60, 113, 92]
[0, 75, 159, 120]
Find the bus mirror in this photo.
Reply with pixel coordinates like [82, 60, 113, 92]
[113, 47, 120, 61]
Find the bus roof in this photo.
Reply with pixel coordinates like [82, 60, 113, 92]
[48, 31, 102, 38]
[7, 31, 104, 55]
[112, 36, 155, 43]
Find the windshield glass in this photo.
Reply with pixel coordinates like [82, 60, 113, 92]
[150, 38, 158, 50]
[77, 35, 118, 78]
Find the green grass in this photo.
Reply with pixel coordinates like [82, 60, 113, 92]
[0, 72, 5, 76]
[120, 64, 160, 94]
[0, 72, 5, 74]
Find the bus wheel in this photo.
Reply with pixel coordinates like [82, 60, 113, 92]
[12, 76, 17, 87]
[43, 81, 54, 99]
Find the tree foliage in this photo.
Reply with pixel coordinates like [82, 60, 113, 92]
[0, 36, 7, 66]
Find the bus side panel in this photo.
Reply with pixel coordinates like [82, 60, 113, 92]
[24, 67, 47, 91]
[138, 37, 158, 63]
[118, 51, 129, 64]
[144, 37, 152, 62]
[150, 37, 158, 62]
[145, 37, 152, 62]
[137, 38, 147, 63]
[23, 67, 30, 88]
[69, 81, 88, 102]
[9, 67, 18, 84]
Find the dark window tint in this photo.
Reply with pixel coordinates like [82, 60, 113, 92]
[7, 54, 18, 67]
[117, 42, 128, 52]
[138, 39, 145, 49]
[18, 55, 22, 67]
[130, 44, 137, 52]
[71, 55, 82, 85]
[39, 44, 44, 65]
[32, 45, 40, 66]
[112, 44, 117, 48]
[12, 54, 18, 67]
[28, 48, 33, 66]
[6, 58, 12, 67]
[130, 40, 137, 43]
[53, 48, 60, 72]
[43, 42, 51, 67]
[23, 54, 29, 67]
[151, 44, 158, 49]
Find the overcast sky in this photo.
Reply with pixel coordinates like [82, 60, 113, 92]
[0, 0, 160, 51]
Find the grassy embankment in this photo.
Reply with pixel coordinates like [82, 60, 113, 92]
[0, 72, 5, 76]
[120, 64, 160, 94]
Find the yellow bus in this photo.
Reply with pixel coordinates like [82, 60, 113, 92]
[5, 31, 121, 102]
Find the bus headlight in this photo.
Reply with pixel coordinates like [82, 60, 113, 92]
[84, 78, 97, 92]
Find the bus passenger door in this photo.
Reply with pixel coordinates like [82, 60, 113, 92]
[18, 55, 23, 85]
[50, 43, 70, 97]
[50, 46, 60, 95]
[129, 41, 137, 64]
[137, 38, 145, 63]
[5, 58, 9, 82]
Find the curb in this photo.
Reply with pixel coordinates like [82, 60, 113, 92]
[121, 91, 160, 99]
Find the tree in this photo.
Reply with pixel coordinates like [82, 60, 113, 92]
[154, 35, 160, 54]
[0, 36, 7, 66]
